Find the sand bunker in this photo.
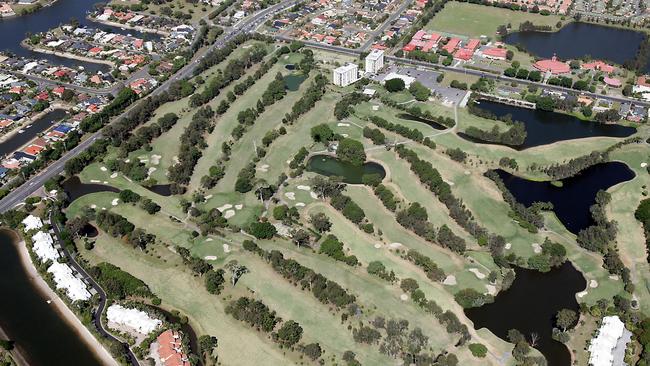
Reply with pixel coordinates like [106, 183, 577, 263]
[485, 284, 497, 296]
[389, 242, 403, 249]
[224, 210, 236, 219]
[90, 179, 100, 183]
[256, 164, 269, 172]
[609, 275, 619, 280]
[147, 167, 157, 176]
[110, 172, 118, 178]
[443, 275, 457, 286]
[372, 105, 379, 111]
[111, 198, 119, 206]
[150, 155, 161, 165]
[295, 202, 305, 207]
[373, 243, 382, 249]
[285, 192, 296, 200]
[204, 256, 217, 261]
[504, 243, 512, 250]
[205, 238, 213, 242]
[310, 191, 318, 199]
[100, 166, 107, 172]
[400, 294, 408, 301]
[642, 163, 648, 168]
[223, 244, 231, 253]
[205, 194, 213, 199]
[464, 171, 470, 175]
[235, 204, 243, 210]
[532, 243, 542, 254]
[90, 204, 97, 209]
[297, 185, 311, 191]
[337, 123, 350, 127]
[589, 280, 598, 288]
[469, 268, 486, 279]
[577, 291, 588, 298]
[217, 204, 233, 212]
[341, 133, 349, 138]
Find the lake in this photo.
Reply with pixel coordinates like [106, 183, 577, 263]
[284, 74, 307, 91]
[396, 113, 447, 130]
[0, 230, 104, 366]
[495, 161, 635, 234]
[503, 22, 644, 67]
[466, 262, 586, 366]
[62, 176, 119, 202]
[306, 155, 386, 184]
[466, 100, 636, 149]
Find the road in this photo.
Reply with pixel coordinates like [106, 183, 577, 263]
[0, 0, 302, 214]
[48, 210, 140, 366]
[275, 36, 650, 108]
[360, 0, 415, 52]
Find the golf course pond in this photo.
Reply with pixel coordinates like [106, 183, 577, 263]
[397, 113, 448, 130]
[503, 22, 645, 69]
[306, 155, 386, 184]
[284, 74, 307, 91]
[495, 161, 635, 234]
[464, 100, 636, 149]
[466, 262, 586, 366]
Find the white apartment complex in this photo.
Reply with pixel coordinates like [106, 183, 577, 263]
[365, 49, 385, 74]
[333, 63, 359, 87]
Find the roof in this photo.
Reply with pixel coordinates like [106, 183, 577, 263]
[603, 77, 622, 87]
[482, 47, 508, 59]
[583, 60, 615, 73]
[157, 330, 190, 366]
[533, 55, 570, 74]
[454, 48, 474, 61]
[588, 316, 626, 366]
[442, 38, 461, 53]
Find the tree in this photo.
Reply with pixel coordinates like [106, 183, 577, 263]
[275, 320, 303, 347]
[225, 260, 248, 286]
[408, 81, 431, 101]
[248, 221, 276, 239]
[310, 212, 332, 232]
[198, 335, 218, 358]
[337, 138, 366, 166]
[556, 309, 577, 331]
[385, 78, 405, 92]
[205, 269, 225, 294]
[468, 343, 487, 358]
[310, 123, 334, 143]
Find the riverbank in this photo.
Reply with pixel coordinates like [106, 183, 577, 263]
[0, 323, 27, 366]
[87, 16, 171, 36]
[5, 229, 118, 366]
[21, 41, 116, 67]
[1, 0, 58, 19]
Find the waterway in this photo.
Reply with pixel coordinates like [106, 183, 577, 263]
[0, 108, 67, 157]
[62, 176, 119, 202]
[495, 161, 635, 234]
[0, 0, 158, 73]
[466, 100, 636, 149]
[306, 155, 386, 184]
[503, 22, 644, 67]
[0, 229, 105, 366]
[396, 113, 447, 130]
[465, 262, 586, 366]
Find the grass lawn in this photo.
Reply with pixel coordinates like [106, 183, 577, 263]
[425, 2, 563, 38]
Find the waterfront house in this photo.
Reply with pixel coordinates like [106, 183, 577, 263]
[533, 55, 570, 75]
[155, 329, 190, 366]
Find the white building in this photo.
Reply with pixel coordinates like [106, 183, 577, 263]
[588, 316, 630, 366]
[47, 262, 92, 302]
[107, 305, 162, 335]
[382, 72, 416, 88]
[365, 49, 385, 74]
[333, 63, 359, 87]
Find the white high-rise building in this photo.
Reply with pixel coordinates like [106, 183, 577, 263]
[365, 49, 384, 74]
[333, 63, 359, 87]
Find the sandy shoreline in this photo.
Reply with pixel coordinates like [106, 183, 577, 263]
[5, 229, 118, 366]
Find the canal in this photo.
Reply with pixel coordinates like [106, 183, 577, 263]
[0, 108, 67, 157]
[466, 100, 636, 149]
[1, 0, 158, 72]
[0, 230, 105, 366]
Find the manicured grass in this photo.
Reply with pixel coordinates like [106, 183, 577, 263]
[425, 2, 563, 38]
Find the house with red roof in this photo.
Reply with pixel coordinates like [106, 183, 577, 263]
[23, 144, 44, 156]
[52, 87, 65, 98]
[533, 55, 570, 75]
[482, 47, 508, 60]
[31, 138, 48, 148]
[442, 38, 461, 53]
[0, 119, 13, 130]
[464, 39, 480, 52]
[35, 91, 49, 101]
[582, 61, 616, 74]
[155, 330, 190, 366]
[453, 48, 474, 61]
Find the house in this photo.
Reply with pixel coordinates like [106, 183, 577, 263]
[156, 330, 190, 366]
[482, 47, 508, 60]
[533, 55, 570, 75]
[582, 60, 616, 74]
[52, 87, 65, 98]
[442, 38, 461, 53]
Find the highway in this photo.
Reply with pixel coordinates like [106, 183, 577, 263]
[0, 0, 302, 214]
[276, 36, 650, 108]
